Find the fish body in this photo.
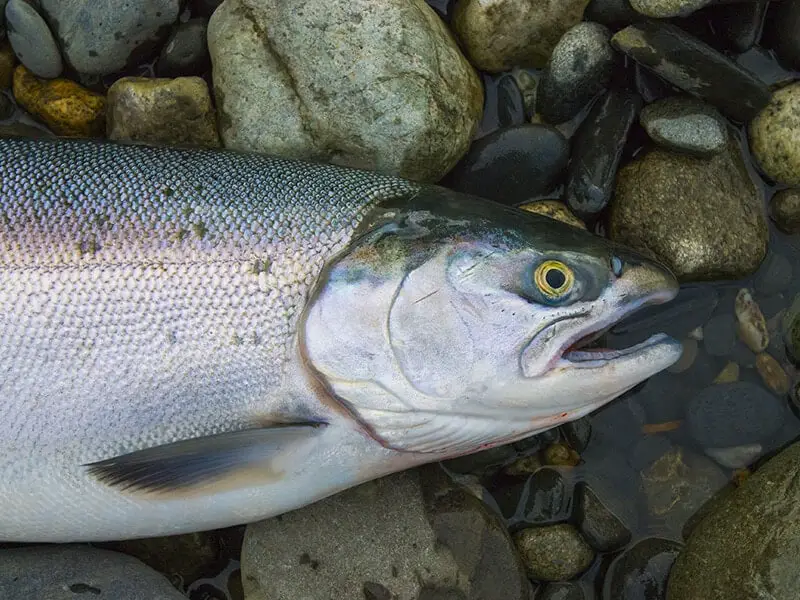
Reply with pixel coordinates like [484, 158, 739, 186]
[0, 137, 682, 542]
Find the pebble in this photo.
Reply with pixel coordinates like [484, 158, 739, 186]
[543, 442, 581, 467]
[521, 468, 569, 523]
[584, 0, 640, 28]
[750, 82, 800, 186]
[756, 352, 790, 395]
[5, 0, 62, 79]
[755, 251, 793, 295]
[770, 188, 800, 234]
[12, 65, 105, 137]
[107, 76, 220, 148]
[686, 382, 786, 448]
[711, 0, 770, 54]
[38, 0, 181, 76]
[574, 482, 631, 552]
[565, 87, 641, 218]
[451, 0, 592, 71]
[764, 0, 800, 71]
[156, 18, 210, 78]
[704, 443, 763, 469]
[536, 22, 614, 124]
[735, 288, 769, 353]
[518, 200, 586, 229]
[0, 545, 187, 599]
[609, 142, 768, 282]
[0, 42, 16, 89]
[783, 294, 800, 366]
[448, 124, 569, 204]
[604, 538, 682, 600]
[713, 361, 740, 383]
[640, 96, 728, 157]
[629, 0, 712, 18]
[208, 0, 482, 183]
[611, 21, 771, 122]
[703, 314, 737, 356]
[512, 524, 595, 581]
[539, 582, 592, 600]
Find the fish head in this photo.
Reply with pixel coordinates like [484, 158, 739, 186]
[301, 188, 682, 457]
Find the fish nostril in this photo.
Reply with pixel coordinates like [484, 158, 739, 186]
[611, 255, 624, 277]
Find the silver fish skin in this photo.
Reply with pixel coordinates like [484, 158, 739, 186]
[0, 137, 682, 542]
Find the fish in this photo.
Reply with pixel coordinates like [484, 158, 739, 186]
[0, 136, 682, 542]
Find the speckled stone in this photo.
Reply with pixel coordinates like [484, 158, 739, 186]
[750, 82, 800, 186]
[513, 524, 595, 581]
[451, 0, 592, 72]
[5, 0, 62, 79]
[610, 141, 768, 282]
[640, 96, 728, 157]
[770, 188, 800, 233]
[630, 0, 713, 18]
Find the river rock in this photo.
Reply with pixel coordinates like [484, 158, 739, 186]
[208, 0, 482, 183]
[609, 141, 767, 281]
[476, 73, 526, 136]
[575, 482, 631, 552]
[156, 18, 210, 78]
[12, 64, 105, 136]
[604, 538, 682, 600]
[451, 0, 592, 72]
[640, 96, 727, 157]
[667, 440, 800, 600]
[241, 466, 532, 600]
[520, 468, 569, 523]
[764, 0, 800, 71]
[5, 0, 62, 79]
[750, 82, 800, 186]
[770, 189, 800, 233]
[513, 524, 595, 581]
[585, 0, 639, 28]
[630, 0, 713, 18]
[0, 545, 187, 599]
[107, 76, 220, 148]
[448, 124, 569, 203]
[39, 0, 180, 76]
[611, 21, 771, 122]
[536, 22, 613, 124]
[686, 381, 786, 448]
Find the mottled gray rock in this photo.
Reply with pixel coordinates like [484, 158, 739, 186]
[0, 545, 186, 599]
[536, 21, 613, 124]
[640, 96, 728, 157]
[609, 141, 768, 282]
[39, 0, 181, 76]
[241, 466, 532, 600]
[630, 0, 713, 17]
[452, 0, 592, 71]
[770, 188, 800, 234]
[750, 82, 800, 186]
[156, 18, 209, 78]
[5, 0, 62, 78]
[208, 0, 482, 183]
[667, 440, 800, 600]
[513, 524, 595, 581]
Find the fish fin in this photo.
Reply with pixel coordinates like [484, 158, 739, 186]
[84, 421, 327, 495]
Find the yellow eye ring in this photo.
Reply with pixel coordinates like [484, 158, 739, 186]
[534, 260, 574, 298]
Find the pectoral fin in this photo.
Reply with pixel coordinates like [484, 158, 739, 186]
[84, 421, 327, 495]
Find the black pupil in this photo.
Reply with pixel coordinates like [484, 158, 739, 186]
[545, 268, 566, 290]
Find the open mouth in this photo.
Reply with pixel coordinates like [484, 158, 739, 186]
[563, 332, 673, 367]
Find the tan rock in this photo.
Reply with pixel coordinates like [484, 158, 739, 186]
[749, 82, 800, 186]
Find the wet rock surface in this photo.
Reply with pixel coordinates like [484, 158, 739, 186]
[5, 0, 62, 79]
[513, 524, 595, 581]
[604, 538, 682, 600]
[750, 82, 800, 186]
[575, 482, 631, 552]
[771, 188, 800, 233]
[764, 0, 800, 71]
[208, 0, 482, 182]
[640, 96, 728, 157]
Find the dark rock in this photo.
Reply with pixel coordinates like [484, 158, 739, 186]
[604, 538, 682, 600]
[5, 0, 62, 79]
[703, 313, 736, 356]
[565, 87, 641, 218]
[191, 0, 223, 18]
[763, 0, 800, 71]
[491, 479, 526, 519]
[708, 0, 770, 54]
[156, 18, 209, 78]
[539, 582, 592, 600]
[686, 382, 786, 448]
[0, 92, 12, 119]
[521, 468, 569, 524]
[584, 0, 640, 29]
[575, 482, 631, 552]
[536, 22, 613, 124]
[476, 73, 526, 138]
[640, 96, 727, 157]
[634, 64, 673, 104]
[770, 188, 800, 234]
[611, 21, 771, 122]
[634, 373, 690, 423]
[578, 447, 640, 532]
[560, 417, 592, 453]
[513, 524, 595, 581]
[39, 0, 181, 76]
[448, 124, 569, 204]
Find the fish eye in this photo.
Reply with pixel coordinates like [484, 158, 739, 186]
[534, 260, 574, 299]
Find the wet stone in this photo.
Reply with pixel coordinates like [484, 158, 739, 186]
[770, 188, 800, 234]
[5, 0, 62, 79]
[539, 582, 591, 600]
[763, 0, 800, 71]
[475, 73, 526, 138]
[575, 482, 631, 552]
[604, 538, 682, 600]
[756, 352, 790, 395]
[590, 397, 645, 450]
[710, 0, 770, 54]
[543, 443, 581, 467]
[0, 92, 12, 120]
[630, 0, 713, 18]
[521, 468, 569, 523]
[704, 443, 763, 469]
[448, 124, 569, 204]
[560, 417, 592, 453]
[634, 374, 688, 423]
[735, 288, 769, 353]
[536, 22, 613, 124]
[686, 381, 786, 448]
[611, 21, 771, 122]
[565, 87, 641, 218]
[750, 81, 800, 186]
[584, 0, 639, 29]
[513, 524, 595, 582]
[0, 42, 16, 89]
[156, 18, 210, 78]
[640, 96, 727, 157]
